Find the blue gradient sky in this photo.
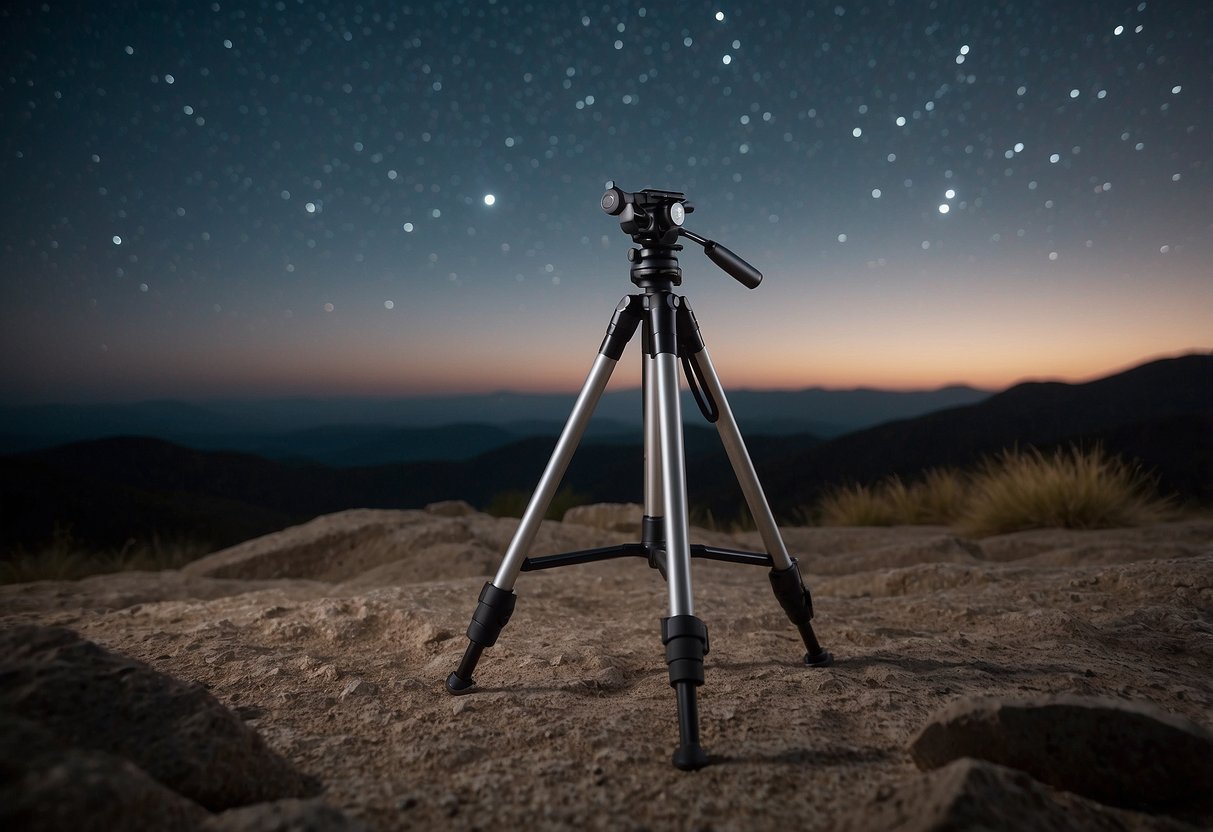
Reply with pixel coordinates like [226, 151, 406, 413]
[2, 0, 1210, 403]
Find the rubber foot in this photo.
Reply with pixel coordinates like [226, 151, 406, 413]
[804, 650, 835, 668]
[445, 672, 476, 695]
[672, 743, 710, 771]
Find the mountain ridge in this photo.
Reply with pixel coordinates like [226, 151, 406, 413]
[1, 353, 1208, 555]
[751, 353, 1213, 513]
[0, 384, 991, 460]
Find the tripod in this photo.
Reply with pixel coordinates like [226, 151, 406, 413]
[445, 186, 832, 770]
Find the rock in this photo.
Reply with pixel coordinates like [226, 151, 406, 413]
[425, 500, 476, 517]
[181, 507, 637, 585]
[839, 758, 1177, 832]
[310, 663, 340, 682]
[179, 509, 426, 579]
[910, 695, 1213, 812]
[183, 509, 464, 581]
[0, 713, 210, 832]
[4, 515, 1212, 831]
[813, 535, 984, 577]
[561, 503, 644, 533]
[339, 678, 377, 700]
[202, 798, 372, 831]
[0, 625, 319, 812]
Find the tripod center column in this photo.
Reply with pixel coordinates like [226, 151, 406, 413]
[647, 291, 695, 617]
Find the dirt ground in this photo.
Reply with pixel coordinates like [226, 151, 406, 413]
[3, 506, 1210, 830]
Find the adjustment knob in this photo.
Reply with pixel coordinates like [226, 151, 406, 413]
[601, 186, 627, 215]
[666, 201, 685, 227]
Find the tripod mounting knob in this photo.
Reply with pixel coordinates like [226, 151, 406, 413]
[604, 183, 762, 290]
[601, 186, 626, 216]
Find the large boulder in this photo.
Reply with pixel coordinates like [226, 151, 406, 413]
[562, 503, 644, 533]
[0, 713, 209, 832]
[0, 625, 319, 811]
[839, 758, 1179, 832]
[202, 799, 372, 831]
[910, 695, 1213, 813]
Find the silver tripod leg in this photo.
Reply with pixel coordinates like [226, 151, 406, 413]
[447, 297, 642, 696]
[686, 345, 793, 571]
[687, 342, 832, 668]
[643, 351, 663, 520]
[654, 351, 694, 616]
[650, 301, 710, 769]
[490, 352, 619, 592]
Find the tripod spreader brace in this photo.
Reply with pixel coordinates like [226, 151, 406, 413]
[446, 520, 830, 698]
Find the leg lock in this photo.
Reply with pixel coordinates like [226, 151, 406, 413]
[769, 559, 815, 624]
[466, 582, 517, 648]
[661, 614, 709, 687]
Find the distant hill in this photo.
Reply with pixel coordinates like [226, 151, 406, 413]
[747, 353, 1213, 513]
[0, 385, 991, 461]
[0, 426, 820, 555]
[1, 353, 1207, 556]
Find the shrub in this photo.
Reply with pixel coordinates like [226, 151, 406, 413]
[690, 503, 757, 533]
[958, 446, 1172, 536]
[905, 468, 970, 525]
[817, 469, 967, 527]
[813, 445, 1172, 535]
[485, 486, 588, 520]
[817, 482, 903, 526]
[0, 527, 210, 584]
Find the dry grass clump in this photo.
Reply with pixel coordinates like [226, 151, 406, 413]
[485, 485, 588, 521]
[816, 446, 1172, 536]
[817, 483, 901, 527]
[0, 528, 209, 584]
[958, 446, 1172, 536]
[818, 469, 967, 527]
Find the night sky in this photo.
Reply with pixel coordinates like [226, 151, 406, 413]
[2, 0, 1210, 403]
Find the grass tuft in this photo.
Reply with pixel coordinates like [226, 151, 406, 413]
[957, 445, 1172, 536]
[818, 469, 968, 527]
[817, 482, 903, 527]
[814, 445, 1173, 536]
[485, 486, 588, 521]
[0, 526, 210, 585]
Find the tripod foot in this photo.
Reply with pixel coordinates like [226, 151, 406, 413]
[673, 741, 710, 771]
[804, 649, 834, 668]
[673, 681, 711, 770]
[665, 621, 711, 770]
[445, 582, 517, 696]
[445, 670, 477, 695]
[769, 560, 832, 665]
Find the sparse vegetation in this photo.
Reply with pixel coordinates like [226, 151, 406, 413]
[816, 468, 968, 527]
[814, 446, 1173, 536]
[0, 526, 211, 585]
[816, 482, 902, 527]
[958, 446, 1173, 536]
[690, 503, 758, 534]
[485, 486, 589, 521]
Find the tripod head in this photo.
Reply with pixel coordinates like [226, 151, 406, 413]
[601, 182, 763, 290]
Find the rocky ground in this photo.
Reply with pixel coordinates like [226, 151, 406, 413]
[2, 503, 1211, 830]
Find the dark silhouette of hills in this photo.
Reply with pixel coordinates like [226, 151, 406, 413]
[747, 353, 1213, 513]
[0, 426, 819, 555]
[0, 385, 990, 460]
[218, 423, 524, 467]
[1, 353, 1207, 556]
